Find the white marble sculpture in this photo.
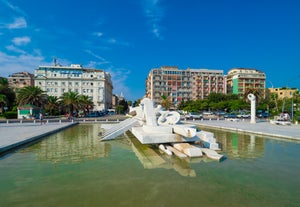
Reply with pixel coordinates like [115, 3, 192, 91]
[247, 93, 256, 124]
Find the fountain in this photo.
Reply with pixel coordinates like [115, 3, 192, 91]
[101, 98, 223, 160]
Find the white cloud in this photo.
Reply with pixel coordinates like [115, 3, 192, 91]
[85, 50, 110, 65]
[12, 36, 31, 46]
[106, 37, 131, 47]
[1, 0, 26, 16]
[7, 17, 27, 29]
[142, 0, 164, 40]
[5, 45, 26, 54]
[93, 32, 103, 37]
[107, 67, 131, 97]
[0, 51, 48, 77]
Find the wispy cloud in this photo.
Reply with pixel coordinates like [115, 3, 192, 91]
[0, 51, 48, 77]
[106, 37, 131, 47]
[142, 0, 165, 40]
[7, 17, 27, 29]
[107, 67, 131, 97]
[93, 32, 103, 37]
[6, 45, 26, 54]
[85, 50, 110, 65]
[1, 0, 26, 16]
[12, 36, 31, 46]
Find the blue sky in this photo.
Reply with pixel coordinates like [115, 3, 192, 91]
[1, 0, 300, 101]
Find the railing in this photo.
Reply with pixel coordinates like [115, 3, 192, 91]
[0, 115, 128, 124]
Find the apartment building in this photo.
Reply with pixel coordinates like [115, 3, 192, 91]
[269, 87, 298, 99]
[145, 66, 226, 106]
[34, 64, 113, 111]
[8, 71, 34, 91]
[226, 68, 266, 98]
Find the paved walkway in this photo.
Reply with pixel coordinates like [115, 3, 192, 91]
[184, 119, 300, 141]
[0, 121, 78, 155]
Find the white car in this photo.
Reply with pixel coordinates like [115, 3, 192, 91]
[237, 113, 250, 118]
[185, 112, 202, 119]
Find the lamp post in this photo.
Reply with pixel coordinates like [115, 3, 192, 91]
[67, 75, 71, 115]
[291, 94, 294, 121]
[269, 81, 279, 113]
[286, 75, 300, 122]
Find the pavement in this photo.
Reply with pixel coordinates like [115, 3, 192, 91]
[184, 119, 300, 141]
[0, 121, 78, 155]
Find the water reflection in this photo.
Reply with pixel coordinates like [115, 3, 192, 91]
[2, 124, 300, 207]
[213, 129, 265, 159]
[127, 131, 198, 177]
[23, 124, 269, 175]
[21, 124, 111, 163]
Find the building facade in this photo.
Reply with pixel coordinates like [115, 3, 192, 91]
[226, 68, 266, 98]
[34, 64, 113, 111]
[8, 71, 34, 91]
[145, 66, 226, 107]
[269, 87, 298, 99]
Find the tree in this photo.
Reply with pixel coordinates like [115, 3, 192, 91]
[244, 88, 264, 104]
[16, 86, 47, 108]
[117, 99, 128, 114]
[0, 94, 7, 114]
[45, 96, 59, 115]
[133, 99, 141, 107]
[60, 91, 81, 114]
[160, 95, 172, 110]
[77, 95, 94, 116]
[0, 77, 15, 110]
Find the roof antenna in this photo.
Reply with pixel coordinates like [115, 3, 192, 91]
[53, 57, 57, 66]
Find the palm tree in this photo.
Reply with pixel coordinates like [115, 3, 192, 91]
[244, 88, 264, 104]
[60, 91, 80, 114]
[45, 96, 59, 115]
[77, 95, 93, 116]
[161, 95, 172, 110]
[16, 86, 47, 107]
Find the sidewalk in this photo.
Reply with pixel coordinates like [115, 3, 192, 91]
[0, 121, 78, 155]
[184, 119, 300, 141]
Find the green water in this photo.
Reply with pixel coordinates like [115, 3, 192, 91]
[1, 124, 300, 207]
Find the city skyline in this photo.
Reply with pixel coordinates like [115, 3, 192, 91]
[1, 0, 300, 101]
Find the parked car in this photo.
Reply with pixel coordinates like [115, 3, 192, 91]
[257, 112, 270, 118]
[224, 113, 237, 118]
[85, 111, 102, 117]
[185, 112, 202, 119]
[237, 113, 250, 118]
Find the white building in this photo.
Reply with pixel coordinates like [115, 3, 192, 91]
[34, 64, 113, 111]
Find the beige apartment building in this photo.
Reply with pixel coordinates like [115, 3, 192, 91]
[145, 66, 226, 107]
[8, 71, 34, 91]
[34, 64, 113, 111]
[226, 68, 266, 98]
[269, 87, 298, 99]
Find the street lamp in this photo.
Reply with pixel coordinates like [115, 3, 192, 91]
[269, 80, 279, 113]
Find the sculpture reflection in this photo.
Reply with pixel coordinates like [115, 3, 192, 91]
[26, 124, 267, 176]
[209, 128, 265, 159]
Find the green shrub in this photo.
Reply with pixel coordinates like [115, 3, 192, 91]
[4, 111, 18, 119]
